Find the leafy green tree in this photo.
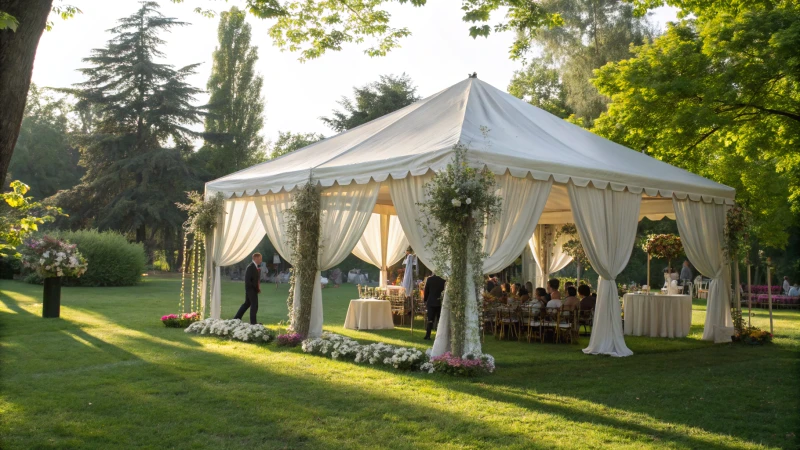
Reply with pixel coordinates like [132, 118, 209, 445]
[321, 74, 419, 132]
[0, 180, 63, 257]
[269, 131, 325, 159]
[199, 7, 266, 179]
[57, 2, 204, 249]
[508, 0, 653, 123]
[8, 84, 83, 199]
[591, 7, 800, 248]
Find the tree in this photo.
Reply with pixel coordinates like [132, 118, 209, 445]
[321, 74, 419, 132]
[269, 131, 325, 159]
[57, 2, 204, 252]
[591, 7, 800, 248]
[0, 180, 63, 257]
[200, 7, 266, 179]
[508, 0, 653, 124]
[8, 83, 83, 198]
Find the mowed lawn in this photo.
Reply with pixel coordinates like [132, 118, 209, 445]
[1, 276, 798, 449]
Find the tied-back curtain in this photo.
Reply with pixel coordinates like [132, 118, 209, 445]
[253, 192, 295, 264]
[389, 173, 437, 271]
[530, 224, 573, 286]
[432, 175, 552, 358]
[672, 198, 732, 340]
[208, 198, 267, 319]
[568, 183, 641, 357]
[482, 175, 552, 274]
[298, 182, 380, 338]
[352, 213, 409, 287]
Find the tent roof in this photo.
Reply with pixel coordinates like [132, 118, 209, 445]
[206, 77, 735, 205]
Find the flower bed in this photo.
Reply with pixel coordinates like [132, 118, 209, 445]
[746, 285, 783, 295]
[429, 352, 495, 376]
[734, 326, 773, 345]
[185, 318, 274, 343]
[301, 332, 494, 375]
[161, 312, 200, 328]
[276, 333, 304, 347]
[754, 294, 799, 305]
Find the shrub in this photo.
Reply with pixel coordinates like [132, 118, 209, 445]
[56, 230, 145, 286]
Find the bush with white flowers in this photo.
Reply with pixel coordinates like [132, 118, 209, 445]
[185, 318, 274, 343]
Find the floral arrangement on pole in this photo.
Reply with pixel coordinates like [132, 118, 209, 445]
[418, 143, 501, 357]
[723, 205, 751, 261]
[284, 179, 321, 337]
[642, 234, 683, 269]
[175, 191, 225, 317]
[21, 236, 88, 278]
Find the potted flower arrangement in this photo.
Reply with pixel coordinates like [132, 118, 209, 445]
[161, 312, 201, 328]
[642, 234, 683, 290]
[21, 236, 88, 318]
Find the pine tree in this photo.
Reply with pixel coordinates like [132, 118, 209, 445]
[200, 7, 266, 179]
[321, 74, 419, 132]
[58, 1, 203, 249]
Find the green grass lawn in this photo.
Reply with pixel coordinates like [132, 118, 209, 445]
[1, 276, 798, 449]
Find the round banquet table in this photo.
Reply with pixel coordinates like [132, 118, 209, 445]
[623, 293, 692, 338]
[343, 299, 395, 330]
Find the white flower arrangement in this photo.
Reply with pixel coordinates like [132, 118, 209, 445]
[21, 236, 88, 279]
[303, 332, 431, 372]
[185, 318, 274, 343]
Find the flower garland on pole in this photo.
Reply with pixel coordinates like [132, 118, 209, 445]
[285, 179, 321, 337]
[176, 191, 225, 317]
[723, 205, 752, 333]
[419, 143, 501, 357]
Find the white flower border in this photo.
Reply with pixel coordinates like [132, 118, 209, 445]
[301, 332, 495, 374]
[185, 318, 274, 343]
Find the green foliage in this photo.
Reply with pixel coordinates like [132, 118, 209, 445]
[0, 10, 18, 31]
[591, 7, 800, 248]
[269, 131, 325, 159]
[419, 143, 501, 356]
[0, 181, 63, 258]
[9, 84, 83, 199]
[56, 1, 204, 251]
[724, 205, 752, 261]
[321, 74, 419, 132]
[55, 230, 145, 287]
[200, 7, 266, 179]
[642, 234, 683, 264]
[285, 180, 321, 336]
[508, 0, 654, 124]
[176, 192, 225, 239]
[555, 224, 591, 269]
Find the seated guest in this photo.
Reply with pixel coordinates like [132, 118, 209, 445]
[485, 276, 496, 293]
[510, 283, 519, 297]
[578, 284, 596, 311]
[564, 281, 574, 291]
[789, 283, 800, 297]
[518, 287, 530, 303]
[546, 295, 562, 309]
[547, 279, 561, 300]
[525, 281, 534, 296]
[489, 283, 503, 298]
[534, 288, 548, 305]
[563, 286, 580, 310]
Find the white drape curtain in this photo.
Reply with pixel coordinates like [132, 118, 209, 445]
[530, 224, 573, 287]
[253, 192, 295, 264]
[431, 175, 552, 357]
[672, 198, 732, 340]
[521, 245, 538, 286]
[389, 173, 437, 270]
[208, 199, 267, 319]
[352, 213, 409, 287]
[295, 182, 380, 337]
[568, 183, 641, 357]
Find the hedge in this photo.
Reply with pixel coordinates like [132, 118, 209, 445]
[56, 230, 145, 287]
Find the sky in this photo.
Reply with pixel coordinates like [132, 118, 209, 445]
[31, 0, 678, 144]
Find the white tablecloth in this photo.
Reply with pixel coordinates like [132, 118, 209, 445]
[623, 293, 692, 338]
[344, 299, 394, 330]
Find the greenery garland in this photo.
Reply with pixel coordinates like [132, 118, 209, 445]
[285, 180, 321, 337]
[419, 144, 501, 356]
[724, 205, 751, 261]
[176, 191, 225, 316]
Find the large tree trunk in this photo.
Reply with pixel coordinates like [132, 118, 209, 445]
[0, 0, 53, 188]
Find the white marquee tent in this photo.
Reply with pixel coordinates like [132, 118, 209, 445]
[203, 76, 736, 357]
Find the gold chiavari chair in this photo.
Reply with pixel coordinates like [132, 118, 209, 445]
[541, 307, 560, 343]
[520, 305, 543, 343]
[388, 291, 407, 326]
[558, 308, 575, 344]
[495, 304, 520, 340]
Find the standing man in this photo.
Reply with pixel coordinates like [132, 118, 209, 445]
[423, 272, 446, 340]
[234, 253, 262, 324]
[680, 260, 693, 294]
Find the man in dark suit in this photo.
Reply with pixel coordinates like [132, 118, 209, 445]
[423, 272, 446, 340]
[234, 253, 262, 324]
